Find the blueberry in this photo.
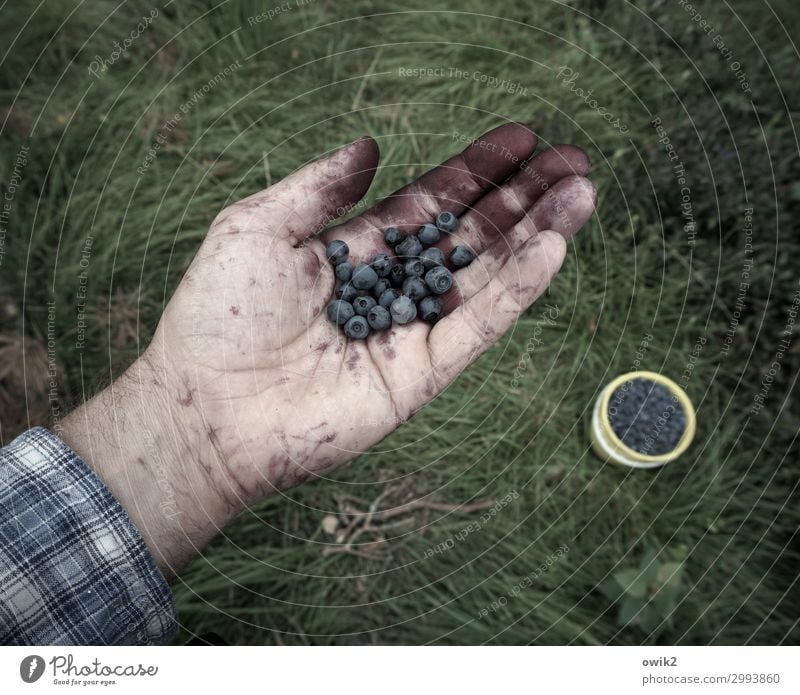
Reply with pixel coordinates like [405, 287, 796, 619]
[378, 288, 401, 309]
[435, 211, 458, 233]
[404, 258, 425, 277]
[351, 263, 379, 290]
[402, 276, 428, 302]
[335, 261, 353, 282]
[367, 305, 392, 331]
[420, 247, 446, 270]
[372, 278, 390, 298]
[390, 295, 417, 325]
[384, 227, 402, 247]
[336, 283, 358, 303]
[353, 295, 377, 316]
[419, 295, 443, 323]
[450, 245, 475, 268]
[327, 299, 355, 325]
[425, 266, 454, 294]
[389, 263, 406, 288]
[417, 223, 441, 246]
[326, 240, 349, 265]
[395, 235, 423, 259]
[372, 254, 392, 277]
[344, 315, 370, 339]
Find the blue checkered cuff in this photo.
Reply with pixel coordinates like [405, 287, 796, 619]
[0, 427, 177, 645]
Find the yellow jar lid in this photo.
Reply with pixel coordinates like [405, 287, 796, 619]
[591, 371, 696, 468]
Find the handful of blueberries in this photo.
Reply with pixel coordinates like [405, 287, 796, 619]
[325, 211, 475, 339]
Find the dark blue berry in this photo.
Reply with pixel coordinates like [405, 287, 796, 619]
[327, 299, 355, 325]
[372, 254, 392, 277]
[417, 223, 441, 246]
[390, 295, 417, 324]
[404, 258, 425, 277]
[353, 295, 377, 316]
[383, 227, 402, 247]
[395, 235, 423, 259]
[420, 247, 445, 270]
[402, 276, 428, 302]
[425, 266, 454, 294]
[326, 240, 349, 264]
[389, 263, 406, 288]
[344, 315, 370, 339]
[336, 283, 358, 303]
[367, 305, 392, 331]
[419, 295, 443, 323]
[435, 211, 458, 233]
[378, 288, 401, 309]
[351, 264, 379, 290]
[372, 278, 390, 298]
[450, 245, 474, 268]
[335, 261, 353, 282]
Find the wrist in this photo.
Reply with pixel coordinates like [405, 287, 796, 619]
[60, 352, 236, 579]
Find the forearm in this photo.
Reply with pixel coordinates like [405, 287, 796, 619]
[59, 353, 234, 580]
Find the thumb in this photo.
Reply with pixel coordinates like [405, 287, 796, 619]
[214, 137, 380, 241]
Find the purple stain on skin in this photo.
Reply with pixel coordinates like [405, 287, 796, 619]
[304, 253, 321, 278]
[346, 350, 361, 372]
[439, 285, 464, 316]
[230, 305, 240, 315]
[177, 391, 193, 407]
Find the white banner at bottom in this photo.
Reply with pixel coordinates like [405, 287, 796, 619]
[0, 646, 796, 694]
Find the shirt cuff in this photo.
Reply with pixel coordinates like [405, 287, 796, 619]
[0, 427, 177, 645]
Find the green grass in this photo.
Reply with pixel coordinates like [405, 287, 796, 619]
[1, 0, 798, 644]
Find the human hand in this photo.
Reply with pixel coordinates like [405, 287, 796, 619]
[61, 124, 595, 577]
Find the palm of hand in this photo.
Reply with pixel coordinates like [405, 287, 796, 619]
[148, 125, 595, 508]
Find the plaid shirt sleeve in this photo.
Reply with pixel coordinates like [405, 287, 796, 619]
[0, 427, 177, 645]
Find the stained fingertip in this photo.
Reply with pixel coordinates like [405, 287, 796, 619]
[527, 144, 591, 179]
[320, 136, 381, 214]
[532, 175, 596, 240]
[341, 135, 380, 179]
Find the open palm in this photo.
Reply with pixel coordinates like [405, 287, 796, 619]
[148, 124, 595, 512]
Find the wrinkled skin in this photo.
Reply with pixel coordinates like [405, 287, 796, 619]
[63, 124, 596, 576]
